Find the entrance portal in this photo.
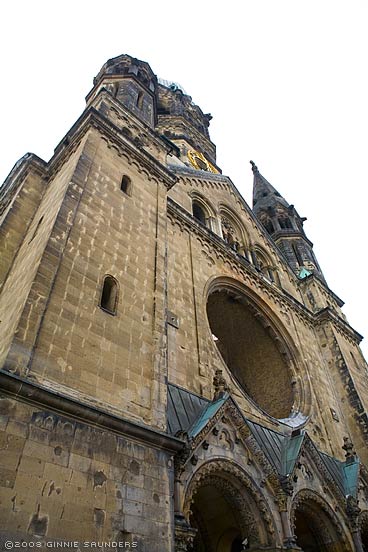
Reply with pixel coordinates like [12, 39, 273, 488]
[293, 492, 347, 552]
[189, 484, 244, 552]
[184, 460, 273, 552]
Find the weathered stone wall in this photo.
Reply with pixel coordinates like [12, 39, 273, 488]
[0, 395, 173, 551]
[315, 321, 368, 463]
[0, 141, 86, 369]
[0, 159, 46, 288]
[2, 128, 170, 429]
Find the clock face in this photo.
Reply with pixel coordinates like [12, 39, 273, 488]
[187, 150, 218, 174]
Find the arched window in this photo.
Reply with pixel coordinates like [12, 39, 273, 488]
[279, 217, 292, 229]
[193, 201, 207, 225]
[252, 248, 279, 284]
[136, 91, 144, 109]
[100, 275, 118, 315]
[121, 175, 132, 196]
[292, 243, 303, 266]
[264, 219, 274, 234]
[219, 209, 248, 258]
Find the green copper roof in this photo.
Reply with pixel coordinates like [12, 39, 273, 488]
[188, 393, 229, 438]
[166, 384, 360, 499]
[299, 267, 312, 279]
[282, 433, 305, 475]
[343, 461, 360, 496]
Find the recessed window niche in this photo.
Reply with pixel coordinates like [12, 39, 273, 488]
[207, 287, 295, 419]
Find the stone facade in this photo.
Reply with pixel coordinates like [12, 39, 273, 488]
[0, 54, 368, 551]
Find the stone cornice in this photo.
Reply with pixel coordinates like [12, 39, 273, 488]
[0, 371, 184, 454]
[273, 229, 314, 248]
[315, 307, 363, 344]
[47, 106, 177, 189]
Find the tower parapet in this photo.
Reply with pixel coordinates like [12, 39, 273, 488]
[86, 54, 158, 127]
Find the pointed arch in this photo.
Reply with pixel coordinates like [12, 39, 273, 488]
[190, 192, 216, 230]
[291, 489, 352, 551]
[183, 459, 278, 550]
[218, 204, 249, 258]
[251, 244, 279, 285]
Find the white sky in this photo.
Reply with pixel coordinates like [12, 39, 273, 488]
[1, 1, 367, 357]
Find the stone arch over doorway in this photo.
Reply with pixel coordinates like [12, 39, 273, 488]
[291, 489, 352, 551]
[183, 459, 277, 551]
[205, 277, 310, 422]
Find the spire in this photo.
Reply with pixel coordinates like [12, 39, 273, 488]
[251, 161, 288, 212]
[250, 162, 326, 283]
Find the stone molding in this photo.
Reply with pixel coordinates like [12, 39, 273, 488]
[0, 371, 184, 454]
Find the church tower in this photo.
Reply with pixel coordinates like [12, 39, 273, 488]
[251, 160, 325, 282]
[1, 54, 368, 552]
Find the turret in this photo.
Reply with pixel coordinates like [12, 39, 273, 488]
[86, 54, 158, 127]
[251, 161, 326, 283]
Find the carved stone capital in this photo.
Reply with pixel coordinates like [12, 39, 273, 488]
[276, 490, 289, 512]
[174, 515, 197, 552]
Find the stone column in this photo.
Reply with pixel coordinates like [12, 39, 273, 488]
[276, 490, 301, 551]
[351, 530, 364, 552]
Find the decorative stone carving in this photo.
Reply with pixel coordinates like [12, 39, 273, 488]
[221, 215, 240, 251]
[213, 368, 228, 399]
[218, 429, 232, 450]
[174, 515, 197, 552]
[346, 495, 361, 530]
[343, 436, 356, 462]
[279, 474, 294, 496]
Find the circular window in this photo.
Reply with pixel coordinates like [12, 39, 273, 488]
[207, 288, 294, 419]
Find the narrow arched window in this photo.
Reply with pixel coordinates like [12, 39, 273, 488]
[136, 91, 144, 109]
[193, 201, 207, 225]
[100, 275, 118, 315]
[279, 217, 292, 229]
[121, 175, 132, 196]
[264, 220, 274, 234]
[292, 243, 303, 266]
